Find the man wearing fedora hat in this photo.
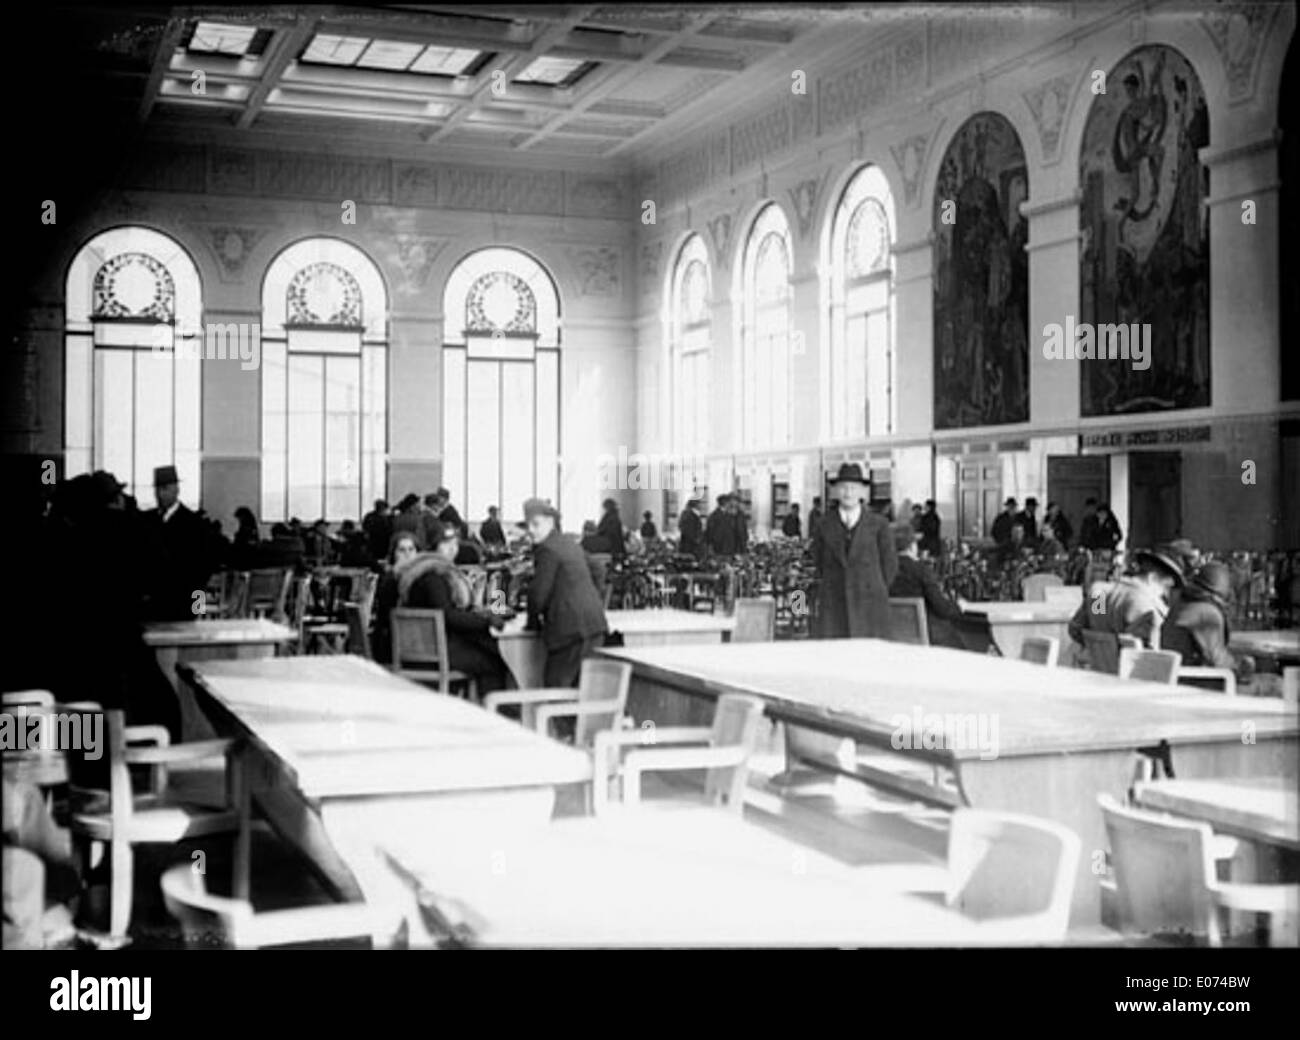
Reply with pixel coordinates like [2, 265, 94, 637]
[1068, 546, 1184, 654]
[145, 464, 215, 622]
[813, 463, 898, 640]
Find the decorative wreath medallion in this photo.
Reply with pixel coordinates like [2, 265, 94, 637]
[466, 270, 536, 334]
[847, 196, 889, 278]
[92, 252, 175, 321]
[287, 261, 363, 327]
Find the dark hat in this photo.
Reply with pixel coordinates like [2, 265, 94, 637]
[1161, 538, 1198, 571]
[1188, 561, 1233, 606]
[828, 463, 868, 486]
[523, 497, 558, 521]
[1004, 497, 1018, 507]
[1025, 497, 1038, 508]
[153, 465, 180, 487]
[891, 522, 919, 552]
[1130, 548, 1185, 587]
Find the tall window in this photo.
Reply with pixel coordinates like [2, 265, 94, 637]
[739, 204, 793, 449]
[443, 248, 560, 522]
[65, 227, 202, 502]
[261, 239, 387, 522]
[669, 234, 711, 460]
[828, 165, 895, 440]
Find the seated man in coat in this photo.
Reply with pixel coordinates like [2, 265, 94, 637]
[1160, 561, 1255, 685]
[1068, 547, 1183, 656]
[889, 523, 993, 652]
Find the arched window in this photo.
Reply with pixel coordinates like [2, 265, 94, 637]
[828, 165, 895, 440]
[739, 204, 793, 449]
[669, 234, 711, 459]
[261, 238, 388, 522]
[442, 248, 561, 522]
[65, 227, 202, 502]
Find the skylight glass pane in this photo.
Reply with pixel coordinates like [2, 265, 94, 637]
[302, 34, 370, 66]
[515, 57, 583, 85]
[191, 22, 256, 56]
[410, 45, 481, 76]
[357, 40, 424, 71]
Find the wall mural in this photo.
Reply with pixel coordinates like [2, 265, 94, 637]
[933, 112, 1030, 429]
[1079, 45, 1210, 416]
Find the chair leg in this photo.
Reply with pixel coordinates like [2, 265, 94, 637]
[109, 839, 133, 939]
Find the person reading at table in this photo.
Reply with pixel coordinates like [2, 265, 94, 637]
[1161, 561, 1256, 687]
[889, 523, 993, 653]
[400, 524, 513, 697]
[1068, 547, 1184, 656]
[813, 463, 897, 639]
[524, 498, 609, 687]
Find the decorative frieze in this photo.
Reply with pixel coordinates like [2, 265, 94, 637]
[820, 46, 895, 134]
[203, 225, 269, 281]
[1200, 2, 1280, 104]
[566, 175, 625, 218]
[786, 173, 827, 240]
[1022, 72, 1077, 163]
[731, 104, 791, 174]
[567, 246, 622, 297]
[707, 211, 735, 269]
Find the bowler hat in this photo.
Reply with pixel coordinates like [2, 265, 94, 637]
[90, 470, 126, 502]
[828, 463, 868, 485]
[1161, 539, 1198, 571]
[153, 465, 180, 487]
[1130, 548, 1185, 586]
[523, 497, 559, 521]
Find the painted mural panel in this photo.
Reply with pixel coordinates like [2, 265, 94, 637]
[1079, 45, 1210, 415]
[933, 113, 1030, 429]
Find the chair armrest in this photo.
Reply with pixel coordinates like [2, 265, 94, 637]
[621, 745, 749, 806]
[534, 700, 622, 736]
[483, 688, 579, 714]
[1211, 882, 1300, 915]
[594, 726, 712, 751]
[1177, 666, 1236, 696]
[125, 725, 171, 749]
[125, 739, 234, 765]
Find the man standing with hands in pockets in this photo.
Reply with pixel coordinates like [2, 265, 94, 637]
[813, 463, 898, 640]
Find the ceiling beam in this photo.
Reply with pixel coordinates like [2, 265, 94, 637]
[516, 11, 719, 151]
[237, 13, 321, 129]
[421, 4, 598, 145]
[138, 17, 188, 121]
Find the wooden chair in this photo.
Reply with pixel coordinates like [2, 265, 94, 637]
[161, 865, 379, 949]
[342, 573, 380, 658]
[246, 568, 292, 622]
[291, 575, 348, 654]
[592, 693, 766, 817]
[1021, 573, 1063, 602]
[1043, 584, 1084, 608]
[1119, 648, 1181, 684]
[1176, 666, 1237, 696]
[1020, 636, 1060, 667]
[390, 608, 477, 698]
[898, 809, 1081, 944]
[66, 709, 247, 942]
[1098, 794, 1299, 946]
[888, 598, 930, 645]
[732, 597, 776, 643]
[484, 658, 632, 747]
[1078, 631, 1141, 674]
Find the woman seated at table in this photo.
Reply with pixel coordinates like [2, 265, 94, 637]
[888, 524, 994, 653]
[371, 532, 420, 664]
[399, 524, 514, 697]
[1161, 561, 1257, 688]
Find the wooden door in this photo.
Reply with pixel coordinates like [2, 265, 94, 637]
[1128, 452, 1182, 548]
[1047, 455, 1109, 544]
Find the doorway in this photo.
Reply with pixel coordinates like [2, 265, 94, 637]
[1128, 451, 1182, 548]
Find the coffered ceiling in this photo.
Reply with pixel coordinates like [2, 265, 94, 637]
[65, 4, 882, 168]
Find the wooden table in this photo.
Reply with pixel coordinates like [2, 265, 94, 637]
[1230, 630, 1300, 670]
[145, 619, 295, 740]
[961, 600, 1076, 661]
[493, 608, 735, 689]
[1134, 777, 1299, 853]
[379, 807, 988, 947]
[180, 655, 591, 944]
[600, 639, 1300, 926]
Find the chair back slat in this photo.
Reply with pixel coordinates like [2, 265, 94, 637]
[888, 598, 929, 645]
[1099, 794, 1217, 942]
[574, 659, 632, 747]
[732, 598, 776, 643]
[1020, 636, 1060, 667]
[391, 608, 453, 693]
[1120, 648, 1180, 684]
[703, 694, 765, 810]
[1021, 573, 1063, 602]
